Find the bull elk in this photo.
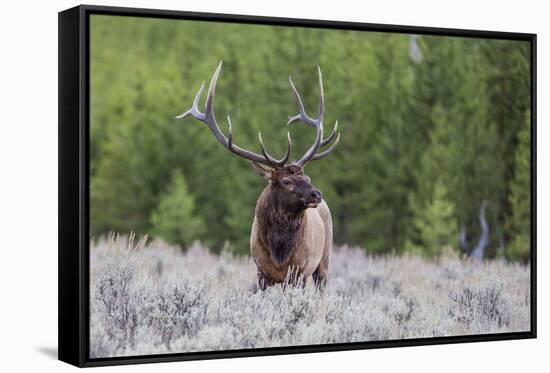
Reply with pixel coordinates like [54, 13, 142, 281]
[176, 61, 340, 289]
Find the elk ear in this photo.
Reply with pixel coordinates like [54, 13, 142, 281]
[252, 162, 275, 181]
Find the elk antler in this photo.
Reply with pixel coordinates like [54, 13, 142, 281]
[287, 66, 340, 166]
[176, 61, 291, 168]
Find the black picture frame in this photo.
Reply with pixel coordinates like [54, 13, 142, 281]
[58, 4, 537, 368]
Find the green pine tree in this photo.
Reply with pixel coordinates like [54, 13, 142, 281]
[407, 179, 457, 257]
[150, 170, 205, 249]
[88, 16, 532, 261]
[507, 111, 531, 262]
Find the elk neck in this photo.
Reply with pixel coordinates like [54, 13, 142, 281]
[256, 186, 306, 265]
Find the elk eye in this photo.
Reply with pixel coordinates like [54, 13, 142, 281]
[283, 179, 290, 185]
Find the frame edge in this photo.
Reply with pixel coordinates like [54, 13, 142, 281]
[58, 5, 85, 368]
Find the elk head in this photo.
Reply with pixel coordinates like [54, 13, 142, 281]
[176, 61, 340, 211]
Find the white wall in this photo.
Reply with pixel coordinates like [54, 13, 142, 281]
[0, 0, 545, 371]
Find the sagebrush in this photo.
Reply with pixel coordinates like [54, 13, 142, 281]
[90, 236, 530, 358]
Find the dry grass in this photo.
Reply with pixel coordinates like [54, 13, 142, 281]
[89, 236, 530, 358]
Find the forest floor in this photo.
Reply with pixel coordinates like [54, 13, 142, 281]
[89, 236, 531, 358]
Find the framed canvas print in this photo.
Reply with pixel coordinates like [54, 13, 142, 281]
[58, 5, 537, 367]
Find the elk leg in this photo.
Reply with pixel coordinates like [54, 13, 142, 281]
[312, 269, 327, 289]
[313, 256, 329, 289]
[257, 271, 275, 291]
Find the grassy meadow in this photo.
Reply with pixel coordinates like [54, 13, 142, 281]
[90, 236, 530, 357]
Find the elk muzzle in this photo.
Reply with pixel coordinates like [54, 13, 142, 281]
[304, 188, 323, 208]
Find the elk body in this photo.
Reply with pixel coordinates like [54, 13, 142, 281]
[176, 62, 340, 289]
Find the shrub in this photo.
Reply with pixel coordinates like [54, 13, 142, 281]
[89, 238, 530, 357]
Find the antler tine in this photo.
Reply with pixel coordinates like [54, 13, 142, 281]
[176, 61, 288, 167]
[287, 76, 317, 127]
[286, 75, 335, 145]
[226, 115, 233, 148]
[311, 132, 340, 161]
[258, 131, 292, 168]
[293, 66, 325, 167]
[175, 81, 206, 120]
[205, 60, 222, 114]
[321, 120, 338, 147]
[286, 68, 340, 165]
[201, 61, 230, 146]
[317, 65, 325, 120]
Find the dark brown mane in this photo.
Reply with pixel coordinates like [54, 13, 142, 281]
[255, 187, 305, 264]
